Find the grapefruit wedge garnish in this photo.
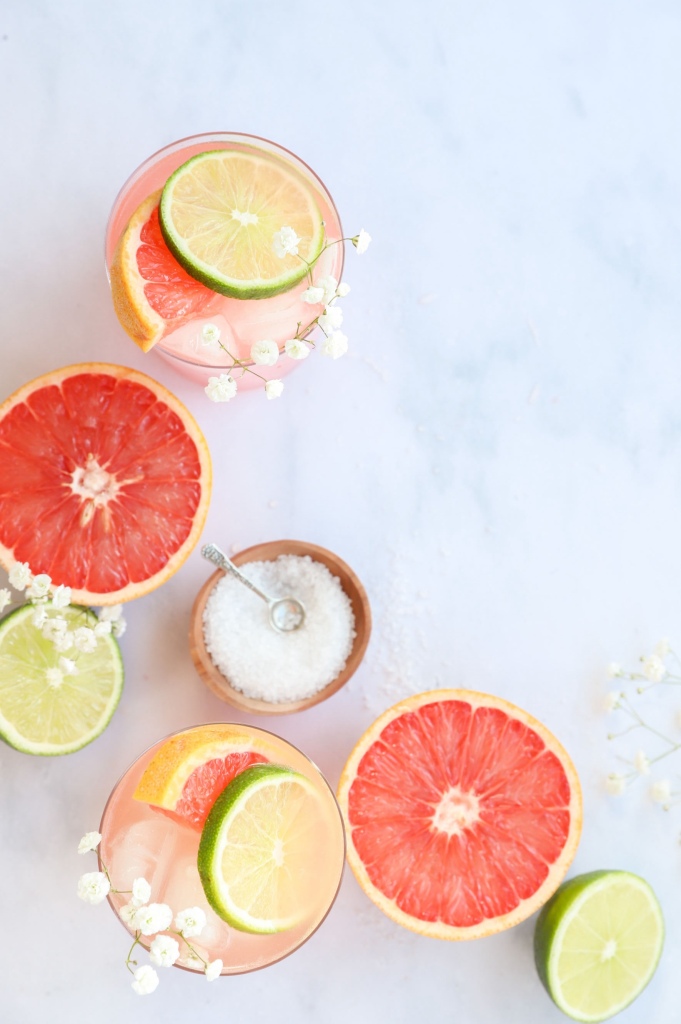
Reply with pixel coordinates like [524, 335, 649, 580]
[110, 190, 220, 352]
[133, 725, 274, 830]
[0, 363, 211, 604]
[338, 689, 582, 941]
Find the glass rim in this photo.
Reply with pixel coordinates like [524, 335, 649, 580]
[97, 720, 347, 977]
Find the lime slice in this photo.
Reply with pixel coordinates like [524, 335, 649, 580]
[0, 604, 123, 755]
[534, 870, 664, 1022]
[198, 763, 323, 933]
[159, 150, 325, 299]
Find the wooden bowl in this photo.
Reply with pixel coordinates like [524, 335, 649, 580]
[189, 539, 371, 714]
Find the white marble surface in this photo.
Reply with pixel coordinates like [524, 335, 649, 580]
[1, 1, 680, 1021]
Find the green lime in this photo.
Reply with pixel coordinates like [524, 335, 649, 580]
[0, 604, 123, 755]
[534, 870, 664, 1022]
[198, 762, 323, 934]
[159, 149, 324, 299]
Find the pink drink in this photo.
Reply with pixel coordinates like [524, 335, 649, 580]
[105, 133, 344, 389]
[99, 725, 345, 975]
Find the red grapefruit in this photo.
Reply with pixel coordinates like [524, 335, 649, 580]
[133, 725, 276, 830]
[110, 190, 220, 352]
[338, 689, 582, 940]
[0, 363, 211, 604]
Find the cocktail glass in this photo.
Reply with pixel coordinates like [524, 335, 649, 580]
[98, 723, 346, 975]
[105, 133, 344, 389]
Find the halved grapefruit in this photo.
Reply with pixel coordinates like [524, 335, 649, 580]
[109, 190, 220, 352]
[338, 689, 582, 940]
[133, 724, 275, 830]
[0, 363, 211, 604]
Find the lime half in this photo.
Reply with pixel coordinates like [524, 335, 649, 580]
[534, 870, 664, 1022]
[198, 763, 323, 933]
[0, 605, 123, 755]
[159, 149, 325, 299]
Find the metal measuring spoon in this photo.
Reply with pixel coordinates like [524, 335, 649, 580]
[201, 543, 306, 633]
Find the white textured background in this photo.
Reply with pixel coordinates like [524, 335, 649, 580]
[1, 1, 680, 1021]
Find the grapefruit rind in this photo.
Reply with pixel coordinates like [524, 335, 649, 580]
[534, 870, 664, 1023]
[159, 149, 325, 300]
[0, 604, 124, 756]
[133, 724, 279, 811]
[109, 191, 166, 352]
[337, 689, 582, 941]
[197, 763, 322, 934]
[0, 363, 212, 605]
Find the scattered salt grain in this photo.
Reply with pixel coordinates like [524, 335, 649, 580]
[203, 555, 356, 703]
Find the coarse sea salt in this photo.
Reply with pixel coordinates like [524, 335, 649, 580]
[203, 554, 356, 703]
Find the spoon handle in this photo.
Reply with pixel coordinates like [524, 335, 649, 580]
[201, 543, 272, 606]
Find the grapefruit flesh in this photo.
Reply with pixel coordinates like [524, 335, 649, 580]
[133, 725, 274, 830]
[338, 690, 582, 940]
[0, 364, 211, 604]
[110, 190, 220, 352]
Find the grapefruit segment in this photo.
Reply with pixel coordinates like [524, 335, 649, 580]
[133, 724, 276, 830]
[338, 690, 582, 940]
[0, 364, 211, 604]
[110, 190, 220, 351]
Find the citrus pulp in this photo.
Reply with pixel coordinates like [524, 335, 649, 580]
[0, 363, 211, 604]
[338, 689, 582, 940]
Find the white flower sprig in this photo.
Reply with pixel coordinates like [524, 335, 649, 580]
[202, 223, 370, 404]
[603, 641, 681, 811]
[1, 563, 127, 657]
[77, 833, 222, 994]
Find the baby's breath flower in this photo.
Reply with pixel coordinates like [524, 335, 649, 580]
[46, 667, 64, 689]
[205, 959, 223, 981]
[135, 903, 173, 936]
[265, 379, 284, 400]
[606, 772, 626, 796]
[98, 605, 122, 622]
[77, 871, 110, 905]
[315, 275, 338, 305]
[201, 323, 221, 347]
[634, 750, 651, 776]
[27, 573, 51, 599]
[93, 620, 112, 637]
[352, 228, 371, 254]
[112, 617, 127, 638]
[272, 226, 301, 258]
[0, 588, 11, 614]
[336, 281, 351, 297]
[43, 617, 68, 643]
[205, 374, 238, 403]
[31, 605, 47, 629]
[606, 662, 623, 679]
[50, 584, 72, 609]
[53, 631, 75, 653]
[284, 339, 311, 361]
[322, 331, 348, 360]
[641, 654, 666, 684]
[174, 906, 206, 939]
[149, 934, 180, 968]
[133, 903, 173, 936]
[131, 877, 152, 907]
[301, 285, 325, 304]
[131, 965, 159, 996]
[8, 562, 32, 591]
[73, 626, 97, 654]
[59, 657, 77, 675]
[118, 902, 137, 925]
[250, 339, 279, 366]
[651, 779, 672, 806]
[77, 831, 102, 855]
[318, 305, 343, 333]
[654, 639, 671, 658]
[603, 691, 621, 713]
